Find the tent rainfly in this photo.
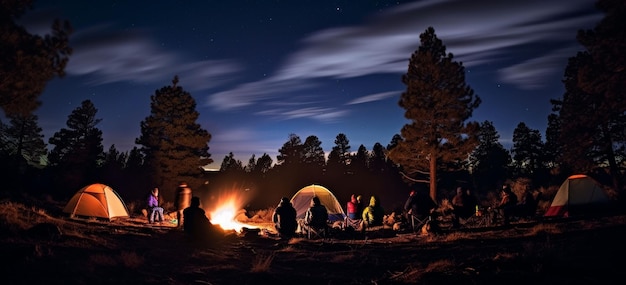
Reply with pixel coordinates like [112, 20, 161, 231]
[544, 174, 610, 217]
[63, 183, 130, 221]
[290, 184, 347, 222]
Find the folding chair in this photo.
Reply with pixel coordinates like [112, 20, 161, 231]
[305, 224, 328, 239]
[409, 214, 430, 233]
[344, 217, 363, 231]
[459, 208, 490, 228]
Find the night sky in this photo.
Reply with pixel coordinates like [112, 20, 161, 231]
[18, 0, 602, 169]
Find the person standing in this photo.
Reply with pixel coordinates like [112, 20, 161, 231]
[272, 197, 297, 239]
[147, 187, 164, 224]
[175, 182, 192, 228]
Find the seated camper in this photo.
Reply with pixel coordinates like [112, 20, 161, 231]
[299, 196, 329, 238]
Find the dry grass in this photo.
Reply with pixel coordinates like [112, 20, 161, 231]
[441, 231, 471, 242]
[393, 259, 457, 283]
[527, 223, 562, 236]
[250, 252, 274, 273]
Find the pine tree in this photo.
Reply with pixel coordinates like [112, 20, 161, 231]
[136, 76, 212, 198]
[4, 113, 47, 168]
[469, 121, 511, 192]
[1, 113, 47, 190]
[276, 133, 304, 166]
[511, 122, 544, 178]
[389, 27, 481, 201]
[351, 144, 369, 175]
[220, 152, 243, 172]
[369, 142, 388, 173]
[556, 0, 625, 192]
[48, 100, 104, 196]
[255, 153, 273, 175]
[302, 135, 325, 176]
[326, 133, 350, 174]
[543, 112, 562, 170]
[0, 0, 72, 116]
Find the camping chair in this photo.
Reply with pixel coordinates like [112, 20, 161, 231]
[344, 217, 363, 232]
[459, 207, 491, 228]
[304, 223, 329, 239]
[409, 213, 431, 233]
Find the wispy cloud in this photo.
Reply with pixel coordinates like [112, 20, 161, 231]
[347, 91, 400, 105]
[65, 25, 242, 91]
[207, 0, 600, 115]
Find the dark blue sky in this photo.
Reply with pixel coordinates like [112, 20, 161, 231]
[20, 0, 601, 169]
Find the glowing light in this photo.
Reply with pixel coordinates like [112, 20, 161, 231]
[204, 189, 260, 233]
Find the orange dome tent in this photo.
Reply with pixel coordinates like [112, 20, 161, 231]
[63, 183, 130, 221]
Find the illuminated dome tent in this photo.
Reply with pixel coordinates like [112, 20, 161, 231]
[290, 184, 346, 222]
[63, 183, 130, 221]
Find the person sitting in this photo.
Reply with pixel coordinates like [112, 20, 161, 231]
[272, 197, 297, 239]
[362, 195, 385, 229]
[147, 187, 164, 224]
[496, 184, 518, 225]
[301, 196, 329, 238]
[346, 194, 360, 220]
[404, 189, 437, 231]
[344, 194, 364, 231]
[183, 196, 222, 243]
[451, 187, 467, 228]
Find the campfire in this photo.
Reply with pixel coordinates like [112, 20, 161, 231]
[203, 190, 267, 233]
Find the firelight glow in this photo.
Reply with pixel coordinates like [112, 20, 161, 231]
[205, 191, 258, 232]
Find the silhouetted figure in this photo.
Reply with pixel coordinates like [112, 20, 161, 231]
[183, 196, 221, 244]
[355, 195, 364, 218]
[272, 197, 297, 239]
[404, 189, 437, 221]
[175, 182, 192, 228]
[147, 187, 164, 224]
[304, 196, 329, 228]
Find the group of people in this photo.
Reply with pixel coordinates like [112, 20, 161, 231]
[272, 195, 330, 239]
[346, 194, 386, 229]
[271, 193, 389, 239]
[146, 182, 223, 244]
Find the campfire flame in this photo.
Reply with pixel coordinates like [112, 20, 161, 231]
[204, 189, 259, 233]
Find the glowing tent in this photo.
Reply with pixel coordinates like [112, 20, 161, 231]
[544, 174, 610, 217]
[290, 184, 346, 222]
[63, 183, 130, 221]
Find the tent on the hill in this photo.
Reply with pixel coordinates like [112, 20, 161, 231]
[63, 183, 130, 221]
[544, 174, 611, 217]
[290, 184, 346, 222]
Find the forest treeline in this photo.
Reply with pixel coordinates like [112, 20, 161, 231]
[1, 0, 624, 213]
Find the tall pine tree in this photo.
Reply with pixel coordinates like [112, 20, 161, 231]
[136, 76, 212, 199]
[469, 121, 511, 192]
[389, 27, 481, 201]
[48, 100, 104, 197]
[556, 0, 625, 192]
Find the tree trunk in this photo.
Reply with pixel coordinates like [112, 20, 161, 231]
[429, 155, 437, 202]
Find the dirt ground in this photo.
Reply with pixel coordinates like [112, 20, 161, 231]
[1, 202, 626, 285]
